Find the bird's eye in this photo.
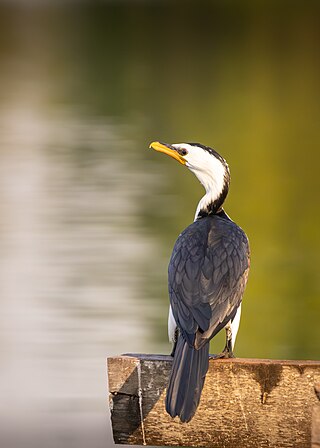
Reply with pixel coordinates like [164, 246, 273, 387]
[179, 148, 188, 156]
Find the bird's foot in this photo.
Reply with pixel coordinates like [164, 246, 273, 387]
[209, 349, 235, 360]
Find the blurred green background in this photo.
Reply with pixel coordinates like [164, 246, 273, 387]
[0, 1, 319, 447]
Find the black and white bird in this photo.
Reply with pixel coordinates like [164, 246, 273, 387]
[149, 141, 250, 423]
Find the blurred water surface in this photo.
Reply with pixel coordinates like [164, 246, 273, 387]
[0, 2, 319, 448]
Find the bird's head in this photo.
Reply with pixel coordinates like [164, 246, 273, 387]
[149, 141, 230, 218]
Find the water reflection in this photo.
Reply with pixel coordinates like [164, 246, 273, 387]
[0, 2, 319, 448]
[0, 106, 161, 448]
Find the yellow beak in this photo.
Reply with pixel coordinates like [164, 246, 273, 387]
[149, 141, 186, 165]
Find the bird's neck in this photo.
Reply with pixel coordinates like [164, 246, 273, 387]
[194, 179, 229, 221]
[186, 152, 230, 221]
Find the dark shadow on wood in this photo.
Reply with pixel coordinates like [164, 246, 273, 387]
[108, 354, 171, 444]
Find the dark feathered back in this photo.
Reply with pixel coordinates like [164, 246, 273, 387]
[166, 214, 250, 421]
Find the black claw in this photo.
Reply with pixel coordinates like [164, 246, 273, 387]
[209, 346, 235, 360]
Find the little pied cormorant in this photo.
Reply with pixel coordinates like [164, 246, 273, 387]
[149, 141, 250, 423]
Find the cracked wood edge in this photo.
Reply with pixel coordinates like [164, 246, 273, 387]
[107, 354, 320, 448]
[313, 383, 320, 448]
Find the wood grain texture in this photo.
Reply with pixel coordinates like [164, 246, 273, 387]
[107, 354, 320, 448]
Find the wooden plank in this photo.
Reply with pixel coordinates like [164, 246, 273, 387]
[107, 354, 320, 448]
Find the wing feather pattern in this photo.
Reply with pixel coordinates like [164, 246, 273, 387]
[169, 215, 250, 348]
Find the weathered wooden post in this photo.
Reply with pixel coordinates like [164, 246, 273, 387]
[107, 354, 320, 447]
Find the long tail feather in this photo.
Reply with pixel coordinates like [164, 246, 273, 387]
[165, 334, 209, 422]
